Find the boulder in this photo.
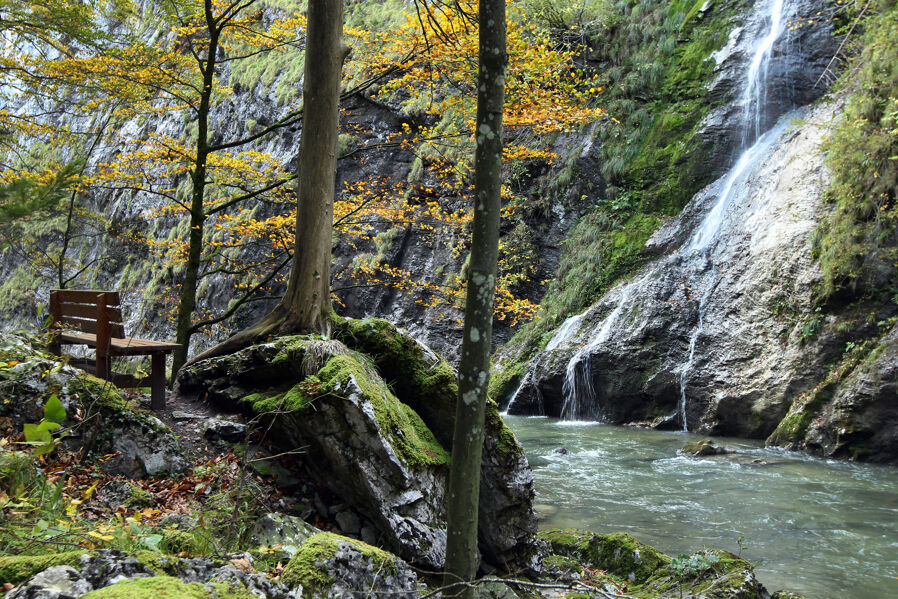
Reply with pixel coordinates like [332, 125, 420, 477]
[248, 513, 320, 556]
[281, 532, 418, 599]
[176, 318, 539, 572]
[5, 566, 93, 599]
[680, 439, 732, 456]
[539, 529, 775, 599]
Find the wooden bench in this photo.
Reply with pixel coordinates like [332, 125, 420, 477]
[48, 289, 181, 411]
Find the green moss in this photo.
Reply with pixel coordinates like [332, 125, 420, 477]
[335, 317, 523, 458]
[160, 530, 201, 555]
[487, 359, 526, 406]
[0, 552, 88, 585]
[317, 354, 449, 468]
[133, 551, 184, 576]
[281, 532, 398, 594]
[539, 529, 668, 583]
[123, 484, 155, 508]
[82, 576, 210, 599]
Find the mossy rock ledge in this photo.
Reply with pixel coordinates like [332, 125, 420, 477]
[538, 529, 805, 599]
[4, 549, 301, 599]
[175, 317, 538, 571]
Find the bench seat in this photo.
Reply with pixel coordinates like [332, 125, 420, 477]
[58, 332, 182, 355]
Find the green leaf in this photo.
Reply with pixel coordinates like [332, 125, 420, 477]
[140, 534, 164, 551]
[23, 423, 52, 445]
[37, 420, 62, 433]
[44, 394, 66, 424]
[32, 442, 55, 456]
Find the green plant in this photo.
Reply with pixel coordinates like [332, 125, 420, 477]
[21, 395, 66, 456]
[670, 550, 721, 578]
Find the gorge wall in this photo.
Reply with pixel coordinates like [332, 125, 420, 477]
[502, 0, 898, 463]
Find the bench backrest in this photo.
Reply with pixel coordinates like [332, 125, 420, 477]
[49, 289, 125, 339]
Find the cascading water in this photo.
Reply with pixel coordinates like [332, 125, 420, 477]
[559, 281, 641, 420]
[557, 0, 791, 425]
[676, 0, 788, 430]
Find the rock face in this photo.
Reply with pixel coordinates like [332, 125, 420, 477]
[768, 324, 898, 462]
[511, 99, 838, 437]
[176, 318, 538, 571]
[697, 0, 838, 179]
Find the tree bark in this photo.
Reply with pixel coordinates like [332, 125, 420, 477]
[172, 0, 219, 377]
[275, 0, 347, 336]
[181, 0, 347, 369]
[443, 0, 506, 596]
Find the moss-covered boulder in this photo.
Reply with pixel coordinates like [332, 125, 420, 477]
[334, 318, 538, 571]
[539, 530, 785, 599]
[177, 318, 538, 571]
[539, 530, 668, 583]
[0, 552, 88, 586]
[281, 532, 418, 599]
[177, 334, 448, 567]
[681, 439, 731, 456]
[0, 334, 186, 477]
[81, 576, 210, 599]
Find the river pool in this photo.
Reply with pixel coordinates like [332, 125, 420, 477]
[505, 416, 898, 599]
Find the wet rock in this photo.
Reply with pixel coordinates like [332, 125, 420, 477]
[281, 532, 419, 599]
[6, 566, 93, 599]
[551, 447, 569, 455]
[248, 513, 320, 556]
[680, 439, 732, 456]
[202, 418, 246, 443]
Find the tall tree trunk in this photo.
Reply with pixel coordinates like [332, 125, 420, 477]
[181, 0, 347, 368]
[443, 0, 506, 596]
[172, 1, 218, 376]
[273, 0, 347, 335]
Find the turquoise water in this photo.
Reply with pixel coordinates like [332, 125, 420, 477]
[505, 416, 898, 599]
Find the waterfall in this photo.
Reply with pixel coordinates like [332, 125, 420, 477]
[677, 0, 788, 430]
[741, 0, 785, 146]
[560, 282, 639, 420]
[555, 0, 791, 424]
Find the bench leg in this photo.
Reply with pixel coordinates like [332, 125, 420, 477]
[151, 353, 166, 411]
[96, 353, 109, 381]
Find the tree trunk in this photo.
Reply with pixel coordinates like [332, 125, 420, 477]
[180, 0, 346, 369]
[443, 1, 506, 596]
[275, 0, 347, 336]
[172, 4, 218, 376]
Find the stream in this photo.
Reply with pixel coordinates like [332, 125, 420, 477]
[506, 416, 898, 598]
